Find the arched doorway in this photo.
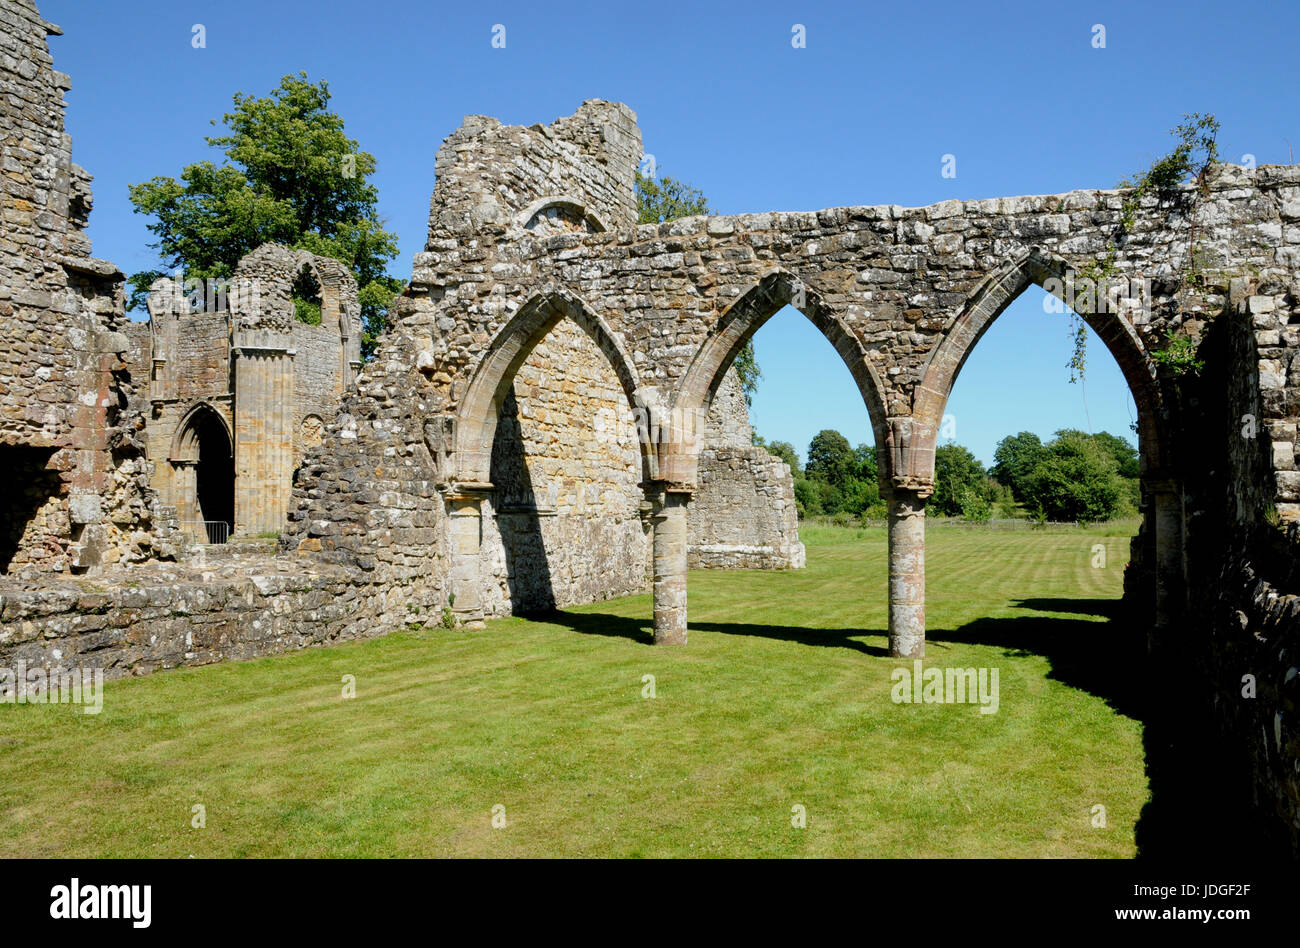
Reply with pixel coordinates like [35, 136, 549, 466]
[173, 403, 234, 544]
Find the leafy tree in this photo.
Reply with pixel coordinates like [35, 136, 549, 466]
[791, 429, 884, 519]
[1023, 433, 1125, 522]
[986, 477, 1019, 518]
[816, 480, 847, 515]
[932, 443, 990, 517]
[958, 487, 993, 522]
[793, 478, 822, 518]
[1080, 430, 1139, 479]
[730, 340, 762, 406]
[840, 477, 879, 516]
[853, 443, 878, 483]
[991, 431, 1048, 501]
[635, 170, 761, 405]
[635, 171, 710, 224]
[805, 430, 855, 486]
[127, 73, 403, 357]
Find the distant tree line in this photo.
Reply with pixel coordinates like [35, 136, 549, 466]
[758, 428, 1142, 523]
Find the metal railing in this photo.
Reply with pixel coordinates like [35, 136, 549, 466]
[182, 520, 230, 544]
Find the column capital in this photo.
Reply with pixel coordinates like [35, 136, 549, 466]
[642, 480, 695, 502]
[883, 478, 934, 501]
[1142, 474, 1182, 495]
[440, 480, 494, 502]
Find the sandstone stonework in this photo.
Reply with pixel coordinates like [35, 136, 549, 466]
[0, 0, 156, 577]
[690, 371, 805, 570]
[122, 244, 364, 543]
[3, 0, 1300, 853]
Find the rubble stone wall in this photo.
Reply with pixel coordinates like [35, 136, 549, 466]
[4, 0, 1300, 852]
[690, 371, 805, 569]
[481, 315, 649, 614]
[0, 0, 154, 576]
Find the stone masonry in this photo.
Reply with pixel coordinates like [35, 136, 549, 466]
[689, 371, 805, 570]
[0, 0, 155, 577]
[3, 0, 1300, 852]
[120, 244, 363, 543]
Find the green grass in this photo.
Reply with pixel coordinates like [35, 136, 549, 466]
[0, 522, 1146, 858]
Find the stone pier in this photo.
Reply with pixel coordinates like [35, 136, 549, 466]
[232, 332, 295, 536]
[650, 487, 691, 645]
[446, 486, 492, 626]
[886, 488, 928, 658]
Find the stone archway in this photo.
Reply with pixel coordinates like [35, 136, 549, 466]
[171, 402, 234, 544]
[910, 248, 1179, 643]
[516, 196, 609, 235]
[450, 289, 645, 485]
[664, 269, 894, 647]
[672, 269, 892, 455]
[913, 249, 1164, 473]
[440, 290, 647, 625]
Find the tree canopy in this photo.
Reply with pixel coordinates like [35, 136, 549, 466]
[932, 444, 996, 518]
[763, 428, 884, 520]
[1022, 432, 1126, 522]
[127, 73, 403, 358]
[770, 425, 1139, 523]
[991, 431, 1048, 501]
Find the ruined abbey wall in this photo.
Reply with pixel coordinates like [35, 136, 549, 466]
[1, 0, 1297, 850]
[690, 372, 805, 569]
[108, 245, 365, 543]
[481, 314, 648, 613]
[0, 0, 154, 576]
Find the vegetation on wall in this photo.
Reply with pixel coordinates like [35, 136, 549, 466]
[1065, 112, 1220, 381]
[291, 265, 323, 326]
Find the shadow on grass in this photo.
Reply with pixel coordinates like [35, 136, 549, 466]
[539, 609, 889, 656]
[928, 612, 1146, 719]
[546, 598, 1277, 859]
[937, 600, 1278, 860]
[1011, 597, 1122, 619]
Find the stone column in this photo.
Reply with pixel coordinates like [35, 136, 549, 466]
[232, 331, 295, 537]
[171, 460, 199, 539]
[649, 486, 691, 645]
[446, 485, 492, 628]
[887, 487, 928, 658]
[1148, 478, 1186, 646]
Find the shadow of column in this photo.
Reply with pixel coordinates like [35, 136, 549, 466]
[490, 390, 555, 613]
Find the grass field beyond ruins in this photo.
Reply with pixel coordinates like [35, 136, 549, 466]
[0, 522, 1149, 858]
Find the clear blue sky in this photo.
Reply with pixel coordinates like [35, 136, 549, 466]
[41, 0, 1299, 465]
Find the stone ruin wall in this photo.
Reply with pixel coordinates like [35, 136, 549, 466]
[274, 150, 1300, 844]
[0, 0, 1298, 851]
[1186, 283, 1300, 852]
[481, 314, 648, 613]
[690, 371, 805, 569]
[473, 310, 803, 615]
[0, 0, 155, 577]
[116, 245, 362, 541]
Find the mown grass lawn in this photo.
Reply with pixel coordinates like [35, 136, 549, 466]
[0, 522, 1147, 858]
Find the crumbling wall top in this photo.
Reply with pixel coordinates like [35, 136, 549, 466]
[427, 99, 641, 245]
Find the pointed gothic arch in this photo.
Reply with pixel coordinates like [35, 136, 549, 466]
[449, 289, 644, 485]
